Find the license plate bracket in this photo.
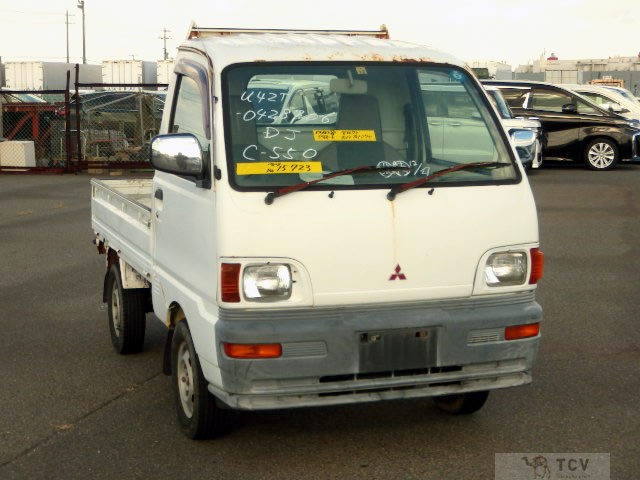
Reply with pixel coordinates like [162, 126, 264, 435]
[357, 327, 437, 373]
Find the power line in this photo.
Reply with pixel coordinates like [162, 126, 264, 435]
[0, 18, 64, 25]
[0, 9, 61, 15]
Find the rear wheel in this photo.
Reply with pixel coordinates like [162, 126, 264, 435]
[106, 265, 146, 354]
[434, 390, 490, 414]
[171, 320, 228, 439]
[584, 138, 618, 170]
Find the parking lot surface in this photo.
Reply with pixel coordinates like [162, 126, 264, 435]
[1, 165, 639, 479]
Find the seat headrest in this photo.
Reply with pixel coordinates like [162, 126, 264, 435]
[337, 94, 382, 138]
[330, 78, 368, 95]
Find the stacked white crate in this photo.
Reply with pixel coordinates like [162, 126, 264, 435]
[0, 141, 36, 167]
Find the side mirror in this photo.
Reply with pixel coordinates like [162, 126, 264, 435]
[510, 129, 536, 147]
[609, 103, 629, 113]
[561, 103, 577, 114]
[510, 129, 537, 164]
[150, 133, 206, 182]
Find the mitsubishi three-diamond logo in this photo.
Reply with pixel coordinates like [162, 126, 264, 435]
[389, 264, 407, 281]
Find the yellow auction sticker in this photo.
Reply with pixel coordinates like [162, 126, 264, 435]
[236, 161, 323, 175]
[313, 130, 377, 142]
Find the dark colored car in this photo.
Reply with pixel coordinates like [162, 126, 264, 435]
[482, 80, 640, 170]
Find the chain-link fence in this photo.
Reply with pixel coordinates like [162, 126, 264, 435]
[1, 80, 167, 173]
[72, 83, 167, 170]
[0, 89, 70, 172]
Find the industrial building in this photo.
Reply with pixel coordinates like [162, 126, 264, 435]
[514, 54, 640, 93]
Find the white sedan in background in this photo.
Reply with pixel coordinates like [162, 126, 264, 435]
[484, 85, 543, 170]
[560, 83, 640, 124]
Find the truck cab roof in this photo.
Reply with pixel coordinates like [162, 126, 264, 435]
[181, 28, 462, 70]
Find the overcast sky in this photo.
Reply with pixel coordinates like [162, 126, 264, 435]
[1, 0, 638, 67]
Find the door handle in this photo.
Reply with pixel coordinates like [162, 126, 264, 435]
[154, 189, 163, 219]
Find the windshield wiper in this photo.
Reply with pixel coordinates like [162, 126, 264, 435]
[386, 161, 509, 201]
[264, 165, 410, 204]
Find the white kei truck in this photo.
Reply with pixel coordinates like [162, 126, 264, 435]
[91, 25, 544, 439]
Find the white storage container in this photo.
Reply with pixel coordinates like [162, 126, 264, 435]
[102, 60, 158, 90]
[0, 140, 36, 167]
[4, 62, 101, 90]
[156, 59, 174, 85]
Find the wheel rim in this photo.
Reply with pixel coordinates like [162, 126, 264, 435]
[177, 341, 195, 418]
[110, 286, 122, 338]
[588, 142, 615, 168]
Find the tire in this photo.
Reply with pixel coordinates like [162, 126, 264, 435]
[584, 138, 618, 171]
[433, 390, 490, 415]
[106, 264, 146, 354]
[171, 321, 227, 439]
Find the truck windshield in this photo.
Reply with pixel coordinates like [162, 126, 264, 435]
[223, 64, 517, 190]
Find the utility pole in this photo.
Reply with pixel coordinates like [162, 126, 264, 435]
[77, 0, 86, 64]
[159, 28, 172, 60]
[65, 10, 75, 63]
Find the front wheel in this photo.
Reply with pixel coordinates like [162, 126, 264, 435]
[171, 321, 228, 439]
[433, 390, 490, 415]
[584, 138, 618, 171]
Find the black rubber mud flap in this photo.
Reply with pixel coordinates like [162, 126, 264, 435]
[163, 327, 174, 375]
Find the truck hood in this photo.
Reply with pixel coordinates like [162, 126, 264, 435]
[218, 184, 538, 306]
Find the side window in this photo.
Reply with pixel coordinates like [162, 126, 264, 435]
[287, 90, 307, 121]
[305, 87, 338, 117]
[499, 88, 529, 109]
[171, 75, 208, 148]
[422, 92, 441, 117]
[575, 98, 599, 115]
[580, 92, 607, 106]
[531, 89, 573, 112]
[447, 92, 478, 119]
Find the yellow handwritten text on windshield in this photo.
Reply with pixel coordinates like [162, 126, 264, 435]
[236, 161, 323, 175]
[313, 130, 377, 142]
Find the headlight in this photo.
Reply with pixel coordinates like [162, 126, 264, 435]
[243, 264, 292, 301]
[485, 252, 527, 286]
[627, 119, 640, 129]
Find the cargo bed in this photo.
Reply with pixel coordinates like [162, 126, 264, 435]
[91, 178, 153, 280]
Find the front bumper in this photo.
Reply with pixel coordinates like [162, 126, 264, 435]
[213, 291, 542, 410]
[625, 131, 640, 161]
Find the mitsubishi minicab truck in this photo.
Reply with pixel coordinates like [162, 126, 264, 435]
[90, 25, 544, 439]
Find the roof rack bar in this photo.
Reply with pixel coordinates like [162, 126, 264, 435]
[187, 23, 389, 40]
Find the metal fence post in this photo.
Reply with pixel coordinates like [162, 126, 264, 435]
[0, 94, 4, 141]
[65, 70, 72, 169]
[75, 64, 82, 162]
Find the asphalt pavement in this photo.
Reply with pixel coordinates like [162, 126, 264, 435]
[0, 165, 638, 479]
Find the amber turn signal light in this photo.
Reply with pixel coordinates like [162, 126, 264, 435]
[223, 342, 282, 359]
[505, 322, 540, 340]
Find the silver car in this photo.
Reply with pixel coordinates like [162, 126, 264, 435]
[484, 85, 543, 170]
